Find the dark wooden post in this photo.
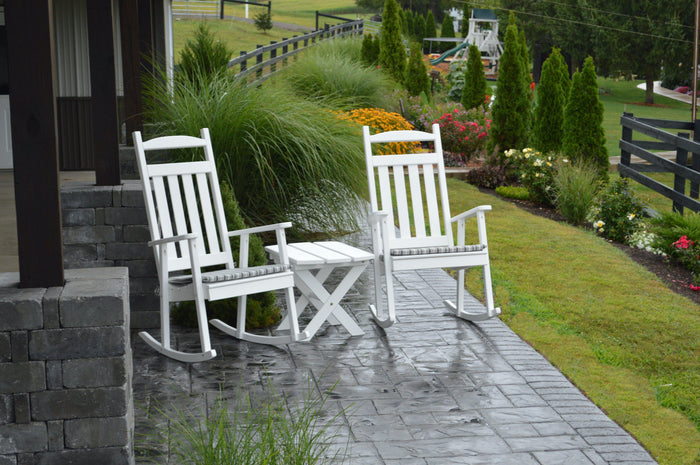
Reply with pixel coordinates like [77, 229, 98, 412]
[87, 0, 121, 186]
[270, 41, 277, 73]
[282, 38, 288, 67]
[119, 0, 142, 144]
[5, 0, 64, 287]
[256, 45, 263, 81]
[674, 133, 690, 214]
[619, 112, 633, 174]
[692, 119, 700, 199]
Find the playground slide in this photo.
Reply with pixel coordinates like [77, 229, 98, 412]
[430, 42, 470, 65]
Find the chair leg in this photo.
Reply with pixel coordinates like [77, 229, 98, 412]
[445, 264, 501, 322]
[138, 284, 217, 363]
[369, 257, 396, 328]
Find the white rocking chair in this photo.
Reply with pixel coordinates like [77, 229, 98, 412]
[363, 123, 501, 327]
[133, 128, 306, 362]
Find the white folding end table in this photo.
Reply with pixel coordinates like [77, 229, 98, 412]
[265, 241, 373, 340]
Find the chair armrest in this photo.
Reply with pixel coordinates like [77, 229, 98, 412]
[450, 205, 492, 223]
[368, 210, 390, 225]
[148, 233, 197, 248]
[227, 222, 293, 237]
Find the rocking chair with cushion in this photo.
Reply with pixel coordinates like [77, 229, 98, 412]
[134, 128, 306, 362]
[363, 123, 501, 327]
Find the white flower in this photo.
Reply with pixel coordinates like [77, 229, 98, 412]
[593, 220, 605, 229]
[628, 213, 636, 221]
[533, 159, 543, 167]
[523, 148, 532, 153]
[562, 158, 569, 163]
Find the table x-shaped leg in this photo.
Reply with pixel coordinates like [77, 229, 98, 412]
[278, 264, 366, 339]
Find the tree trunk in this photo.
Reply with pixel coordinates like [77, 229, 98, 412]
[645, 75, 655, 104]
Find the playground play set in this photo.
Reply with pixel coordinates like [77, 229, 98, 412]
[425, 8, 503, 71]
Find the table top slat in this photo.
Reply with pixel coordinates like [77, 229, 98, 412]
[315, 241, 374, 262]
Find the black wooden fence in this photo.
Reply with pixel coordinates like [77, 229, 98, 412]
[227, 19, 364, 86]
[619, 112, 700, 214]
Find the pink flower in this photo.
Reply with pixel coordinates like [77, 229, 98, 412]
[690, 284, 700, 291]
[673, 235, 694, 249]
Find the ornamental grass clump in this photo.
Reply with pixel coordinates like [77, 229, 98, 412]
[552, 160, 600, 226]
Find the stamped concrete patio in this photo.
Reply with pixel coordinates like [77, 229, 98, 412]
[131, 226, 658, 465]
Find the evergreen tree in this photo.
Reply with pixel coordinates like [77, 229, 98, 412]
[405, 9, 415, 41]
[554, 50, 571, 107]
[361, 33, 380, 66]
[488, 21, 530, 155]
[532, 48, 566, 153]
[440, 14, 455, 53]
[379, 0, 406, 82]
[178, 23, 233, 85]
[562, 56, 608, 179]
[405, 42, 430, 97]
[399, 8, 407, 35]
[461, 45, 487, 110]
[518, 28, 530, 89]
[414, 13, 425, 44]
[425, 10, 437, 40]
[461, 4, 471, 37]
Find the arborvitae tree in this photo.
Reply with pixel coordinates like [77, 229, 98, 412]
[414, 13, 425, 44]
[562, 56, 608, 179]
[461, 4, 471, 37]
[440, 14, 455, 53]
[379, 0, 406, 82]
[399, 8, 408, 35]
[405, 9, 415, 41]
[487, 21, 530, 155]
[518, 28, 530, 89]
[461, 45, 487, 110]
[532, 48, 566, 153]
[405, 42, 430, 97]
[178, 23, 233, 84]
[554, 50, 571, 107]
[361, 33, 380, 66]
[425, 10, 437, 40]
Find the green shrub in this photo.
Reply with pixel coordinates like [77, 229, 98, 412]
[361, 33, 380, 66]
[172, 182, 281, 329]
[495, 185, 530, 200]
[461, 45, 487, 110]
[434, 105, 490, 162]
[590, 178, 644, 244]
[379, 0, 406, 82]
[254, 10, 273, 32]
[532, 48, 567, 154]
[553, 160, 600, 225]
[404, 42, 430, 97]
[504, 147, 559, 207]
[649, 210, 700, 270]
[144, 69, 366, 239]
[177, 23, 233, 85]
[446, 59, 467, 102]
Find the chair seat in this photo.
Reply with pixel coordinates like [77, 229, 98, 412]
[170, 264, 291, 285]
[390, 244, 486, 256]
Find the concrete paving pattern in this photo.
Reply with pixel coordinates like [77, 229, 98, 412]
[132, 228, 657, 465]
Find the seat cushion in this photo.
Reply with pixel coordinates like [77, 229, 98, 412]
[390, 244, 486, 256]
[169, 264, 291, 285]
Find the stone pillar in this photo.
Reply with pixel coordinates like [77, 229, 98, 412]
[0, 268, 134, 465]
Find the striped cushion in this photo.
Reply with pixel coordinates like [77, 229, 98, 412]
[169, 264, 291, 285]
[390, 244, 486, 256]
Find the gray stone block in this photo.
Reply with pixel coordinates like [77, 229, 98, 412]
[122, 225, 150, 243]
[63, 245, 98, 265]
[59, 279, 128, 328]
[63, 260, 115, 271]
[61, 185, 114, 209]
[45, 361, 62, 390]
[13, 394, 29, 424]
[0, 395, 13, 425]
[0, 289, 45, 331]
[0, 423, 47, 454]
[0, 363, 45, 394]
[111, 187, 122, 209]
[119, 260, 155, 278]
[10, 333, 28, 363]
[30, 387, 128, 421]
[62, 209, 95, 227]
[63, 357, 126, 389]
[129, 293, 158, 311]
[35, 446, 132, 465]
[129, 311, 159, 330]
[104, 243, 151, 261]
[120, 183, 144, 207]
[0, 454, 17, 465]
[64, 417, 128, 449]
[0, 334, 10, 363]
[42, 287, 62, 330]
[104, 208, 147, 226]
[65, 268, 128, 281]
[95, 207, 106, 226]
[127, 278, 158, 295]
[47, 421, 63, 451]
[63, 226, 116, 245]
[29, 327, 126, 360]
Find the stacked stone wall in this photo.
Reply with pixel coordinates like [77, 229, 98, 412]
[0, 268, 133, 465]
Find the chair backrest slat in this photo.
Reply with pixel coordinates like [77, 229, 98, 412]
[364, 124, 453, 250]
[134, 128, 235, 274]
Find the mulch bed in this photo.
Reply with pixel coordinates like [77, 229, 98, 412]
[479, 187, 700, 306]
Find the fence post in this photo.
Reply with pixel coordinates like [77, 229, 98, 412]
[256, 45, 263, 81]
[324, 23, 329, 40]
[282, 38, 288, 67]
[220, 0, 224, 19]
[293, 35, 299, 62]
[239, 50, 247, 74]
[674, 132, 690, 214]
[692, 119, 700, 199]
[316, 11, 319, 31]
[270, 41, 277, 73]
[267, 1, 271, 17]
[619, 112, 633, 175]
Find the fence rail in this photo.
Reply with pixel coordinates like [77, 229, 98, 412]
[172, 0, 220, 17]
[619, 112, 700, 214]
[227, 19, 364, 86]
